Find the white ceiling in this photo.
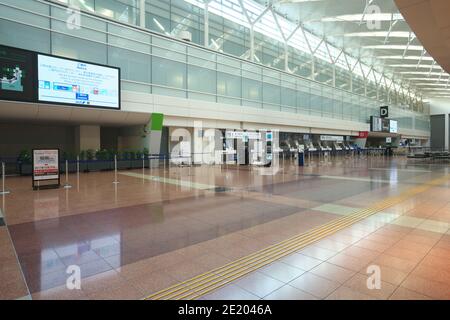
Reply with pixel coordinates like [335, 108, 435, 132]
[0, 100, 151, 126]
[255, 0, 450, 98]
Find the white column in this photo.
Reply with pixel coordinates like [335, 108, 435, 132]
[140, 0, 146, 28]
[250, 27, 255, 62]
[204, 3, 209, 47]
[75, 125, 101, 154]
[284, 43, 289, 72]
[445, 113, 449, 150]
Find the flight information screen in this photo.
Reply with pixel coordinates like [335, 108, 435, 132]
[37, 54, 120, 109]
[0, 45, 36, 102]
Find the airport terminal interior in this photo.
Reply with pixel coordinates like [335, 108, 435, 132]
[0, 0, 450, 301]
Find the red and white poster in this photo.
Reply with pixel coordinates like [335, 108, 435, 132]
[33, 149, 59, 181]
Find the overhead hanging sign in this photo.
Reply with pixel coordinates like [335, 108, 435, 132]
[380, 106, 389, 118]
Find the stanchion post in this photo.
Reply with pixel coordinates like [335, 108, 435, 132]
[0, 162, 10, 195]
[113, 154, 119, 184]
[63, 160, 72, 189]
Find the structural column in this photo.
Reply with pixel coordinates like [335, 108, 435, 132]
[140, 0, 146, 28]
[204, 2, 209, 47]
[445, 113, 449, 150]
[75, 125, 101, 154]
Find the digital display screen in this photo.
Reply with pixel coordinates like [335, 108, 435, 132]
[38, 54, 120, 109]
[371, 116, 383, 132]
[389, 120, 398, 134]
[0, 45, 36, 102]
[371, 116, 396, 133]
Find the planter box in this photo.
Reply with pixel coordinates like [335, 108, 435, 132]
[86, 160, 111, 172]
[20, 163, 32, 176]
[59, 162, 77, 173]
[117, 160, 131, 170]
[131, 159, 143, 169]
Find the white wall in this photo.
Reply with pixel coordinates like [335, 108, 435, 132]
[427, 98, 450, 150]
[75, 125, 100, 153]
[121, 91, 429, 139]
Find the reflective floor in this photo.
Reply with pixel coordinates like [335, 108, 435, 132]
[0, 156, 449, 300]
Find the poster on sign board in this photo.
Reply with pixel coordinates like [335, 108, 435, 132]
[32, 149, 60, 189]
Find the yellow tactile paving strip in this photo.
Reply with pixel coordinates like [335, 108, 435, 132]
[145, 174, 450, 300]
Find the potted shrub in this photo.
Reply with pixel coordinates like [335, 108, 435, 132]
[94, 149, 110, 171]
[17, 150, 32, 175]
[130, 150, 142, 169]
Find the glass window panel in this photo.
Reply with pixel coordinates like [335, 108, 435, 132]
[108, 47, 150, 83]
[188, 65, 216, 95]
[242, 78, 261, 105]
[152, 56, 186, 90]
[0, 19, 50, 53]
[51, 33, 107, 64]
[217, 72, 241, 98]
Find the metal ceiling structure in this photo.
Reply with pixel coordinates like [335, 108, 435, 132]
[260, 0, 450, 99]
[183, 0, 431, 110]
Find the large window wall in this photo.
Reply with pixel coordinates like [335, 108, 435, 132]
[0, 0, 430, 133]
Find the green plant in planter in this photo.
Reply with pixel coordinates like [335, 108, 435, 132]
[95, 149, 109, 161]
[79, 150, 86, 161]
[106, 150, 116, 161]
[18, 149, 32, 164]
[142, 148, 149, 158]
[86, 149, 95, 160]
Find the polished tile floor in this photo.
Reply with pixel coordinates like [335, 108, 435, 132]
[0, 156, 449, 300]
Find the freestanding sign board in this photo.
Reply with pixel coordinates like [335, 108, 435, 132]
[32, 149, 60, 190]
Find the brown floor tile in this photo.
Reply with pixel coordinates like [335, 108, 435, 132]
[353, 238, 392, 253]
[264, 284, 317, 300]
[389, 287, 432, 300]
[128, 270, 179, 295]
[200, 284, 259, 300]
[297, 245, 337, 261]
[343, 273, 397, 299]
[401, 275, 450, 300]
[310, 262, 356, 284]
[87, 282, 144, 300]
[373, 254, 418, 273]
[259, 261, 306, 283]
[234, 272, 284, 298]
[289, 272, 340, 299]
[410, 264, 450, 285]
[326, 286, 376, 300]
[280, 253, 322, 271]
[327, 253, 372, 272]
[32, 285, 88, 300]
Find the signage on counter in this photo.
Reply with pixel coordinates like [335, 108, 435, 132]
[226, 131, 261, 140]
[358, 131, 369, 138]
[320, 135, 344, 142]
[32, 149, 60, 189]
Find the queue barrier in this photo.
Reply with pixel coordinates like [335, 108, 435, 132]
[0, 162, 10, 195]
